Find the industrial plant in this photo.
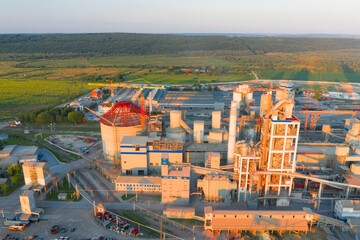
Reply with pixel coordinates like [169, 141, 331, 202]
[2, 80, 360, 239]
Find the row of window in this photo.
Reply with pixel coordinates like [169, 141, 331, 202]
[117, 183, 160, 187]
[212, 214, 306, 219]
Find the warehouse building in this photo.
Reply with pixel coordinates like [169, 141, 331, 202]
[204, 206, 312, 232]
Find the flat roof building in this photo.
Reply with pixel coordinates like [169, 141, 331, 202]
[115, 176, 161, 192]
[204, 206, 312, 232]
[161, 158, 190, 205]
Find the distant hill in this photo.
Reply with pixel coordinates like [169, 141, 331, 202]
[0, 33, 360, 56]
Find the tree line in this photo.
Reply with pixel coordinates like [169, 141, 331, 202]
[0, 33, 359, 57]
[18, 106, 85, 124]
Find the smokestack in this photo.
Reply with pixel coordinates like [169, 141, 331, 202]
[227, 100, 238, 165]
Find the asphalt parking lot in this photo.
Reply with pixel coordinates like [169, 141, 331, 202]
[0, 208, 155, 240]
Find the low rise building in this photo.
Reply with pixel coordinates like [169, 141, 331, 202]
[115, 176, 161, 192]
[161, 158, 190, 205]
[91, 89, 103, 99]
[0, 145, 16, 157]
[334, 200, 360, 220]
[163, 207, 195, 219]
[204, 206, 312, 232]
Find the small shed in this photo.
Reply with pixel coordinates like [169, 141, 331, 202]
[58, 193, 67, 200]
[97, 203, 105, 214]
[0, 133, 9, 141]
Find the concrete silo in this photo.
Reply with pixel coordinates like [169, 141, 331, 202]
[100, 101, 149, 164]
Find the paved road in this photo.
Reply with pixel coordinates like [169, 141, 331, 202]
[39, 149, 60, 168]
[50, 159, 89, 177]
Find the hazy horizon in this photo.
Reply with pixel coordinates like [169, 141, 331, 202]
[1, 0, 359, 35]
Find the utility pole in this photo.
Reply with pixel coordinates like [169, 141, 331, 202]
[160, 218, 162, 240]
[93, 200, 96, 217]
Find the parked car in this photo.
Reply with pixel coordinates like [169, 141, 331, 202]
[8, 225, 24, 231]
[50, 225, 59, 234]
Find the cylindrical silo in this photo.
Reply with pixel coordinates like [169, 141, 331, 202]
[170, 110, 182, 128]
[100, 101, 149, 163]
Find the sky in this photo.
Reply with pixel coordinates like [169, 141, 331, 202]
[0, 0, 359, 34]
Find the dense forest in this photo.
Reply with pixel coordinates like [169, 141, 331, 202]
[0, 33, 360, 58]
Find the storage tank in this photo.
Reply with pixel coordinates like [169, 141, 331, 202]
[100, 101, 149, 162]
[166, 110, 186, 142]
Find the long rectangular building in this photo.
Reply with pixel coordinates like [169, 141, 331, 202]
[204, 206, 312, 232]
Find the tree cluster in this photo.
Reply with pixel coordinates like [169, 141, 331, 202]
[1, 164, 23, 195]
[18, 106, 84, 124]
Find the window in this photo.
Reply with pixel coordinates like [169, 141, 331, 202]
[126, 170, 132, 175]
[206, 220, 211, 226]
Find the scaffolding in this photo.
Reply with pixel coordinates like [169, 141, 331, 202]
[148, 138, 183, 151]
[29, 165, 37, 185]
[261, 105, 300, 204]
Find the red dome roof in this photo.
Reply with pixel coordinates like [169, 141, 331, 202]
[100, 101, 149, 127]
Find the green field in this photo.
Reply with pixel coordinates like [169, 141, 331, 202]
[1, 48, 360, 117]
[0, 78, 87, 115]
[258, 71, 360, 82]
